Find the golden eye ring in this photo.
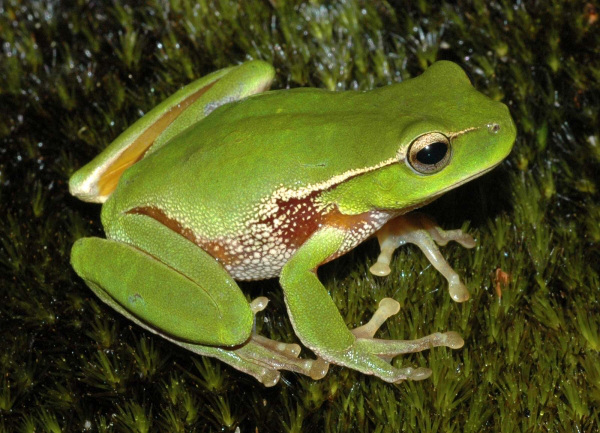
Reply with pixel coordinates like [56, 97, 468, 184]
[406, 132, 451, 175]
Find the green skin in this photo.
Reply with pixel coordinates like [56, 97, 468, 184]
[69, 60, 516, 386]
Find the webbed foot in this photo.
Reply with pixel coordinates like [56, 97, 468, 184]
[342, 298, 464, 382]
[228, 297, 329, 386]
[370, 213, 475, 302]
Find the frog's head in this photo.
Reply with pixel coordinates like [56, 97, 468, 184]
[331, 61, 517, 213]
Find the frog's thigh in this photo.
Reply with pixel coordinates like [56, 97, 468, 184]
[72, 215, 253, 346]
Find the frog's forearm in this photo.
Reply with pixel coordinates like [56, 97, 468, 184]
[280, 227, 355, 352]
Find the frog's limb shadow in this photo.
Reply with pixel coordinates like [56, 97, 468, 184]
[370, 212, 476, 302]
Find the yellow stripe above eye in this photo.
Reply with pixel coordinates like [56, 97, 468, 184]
[448, 126, 478, 140]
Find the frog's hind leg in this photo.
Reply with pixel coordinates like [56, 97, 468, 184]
[174, 296, 330, 387]
[69, 61, 274, 203]
[72, 211, 326, 386]
[369, 212, 476, 302]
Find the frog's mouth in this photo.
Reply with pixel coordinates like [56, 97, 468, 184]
[434, 161, 503, 197]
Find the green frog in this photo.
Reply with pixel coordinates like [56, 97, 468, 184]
[70, 60, 516, 386]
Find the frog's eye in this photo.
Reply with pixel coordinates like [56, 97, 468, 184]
[406, 132, 451, 175]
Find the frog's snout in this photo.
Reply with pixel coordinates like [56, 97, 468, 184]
[487, 104, 517, 152]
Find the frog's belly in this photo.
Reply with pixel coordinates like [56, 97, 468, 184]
[201, 208, 395, 281]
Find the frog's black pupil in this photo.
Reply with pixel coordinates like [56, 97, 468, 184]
[416, 142, 447, 165]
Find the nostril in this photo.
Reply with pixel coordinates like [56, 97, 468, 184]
[487, 123, 501, 134]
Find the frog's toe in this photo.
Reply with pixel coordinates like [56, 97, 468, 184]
[338, 298, 464, 382]
[370, 247, 395, 277]
[351, 298, 400, 339]
[351, 298, 464, 357]
[249, 296, 270, 313]
[355, 330, 464, 360]
[457, 233, 476, 248]
[307, 357, 330, 380]
[353, 356, 432, 383]
[448, 277, 470, 303]
[258, 369, 281, 387]
[441, 331, 464, 349]
[404, 367, 432, 381]
[253, 334, 302, 358]
[384, 366, 432, 383]
[435, 228, 476, 249]
[229, 335, 329, 384]
[249, 297, 303, 358]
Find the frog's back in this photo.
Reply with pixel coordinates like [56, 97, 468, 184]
[187, 88, 403, 203]
[113, 88, 403, 236]
[103, 61, 510, 280]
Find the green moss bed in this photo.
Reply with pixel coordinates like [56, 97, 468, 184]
[1, 1, 599, 431]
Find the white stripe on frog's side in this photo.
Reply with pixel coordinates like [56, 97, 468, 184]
[251, 156, 400, 223]
[448, 126, 478, 140]
[251, 126, 479, 223]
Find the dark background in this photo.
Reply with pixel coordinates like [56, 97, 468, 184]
[1, 1, 599, 431]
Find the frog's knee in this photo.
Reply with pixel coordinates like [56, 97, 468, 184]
[218, 324, 252, 346]
[215, 309, 253, 347]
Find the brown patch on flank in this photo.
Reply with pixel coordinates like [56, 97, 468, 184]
[128, 207, 195, 242]
[127, 206, 232, 264]
[128, 191, 393, 280]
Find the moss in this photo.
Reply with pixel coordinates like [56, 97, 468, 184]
[1, 0, 599, 431]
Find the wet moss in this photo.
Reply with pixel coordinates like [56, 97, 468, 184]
[1, 0, 598, 431]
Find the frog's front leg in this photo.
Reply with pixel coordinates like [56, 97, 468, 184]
[280, 227, 464, 383]
[369, 213, 476, 302]
[71, 213, 325, 386]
